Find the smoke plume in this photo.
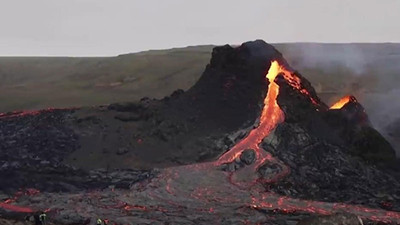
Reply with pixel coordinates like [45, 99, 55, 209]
[278, 43, 400, 155]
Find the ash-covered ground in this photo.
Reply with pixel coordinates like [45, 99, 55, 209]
[1, 40, 400, 225]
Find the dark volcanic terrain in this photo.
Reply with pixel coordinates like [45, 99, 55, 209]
[1, 40, 400, 225]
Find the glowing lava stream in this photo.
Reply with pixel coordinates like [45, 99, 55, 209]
[216, 61, 285, 166]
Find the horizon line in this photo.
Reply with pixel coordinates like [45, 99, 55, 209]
[1, 41, 400, 58]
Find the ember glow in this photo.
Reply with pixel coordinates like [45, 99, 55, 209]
[330, 95, 357, 109]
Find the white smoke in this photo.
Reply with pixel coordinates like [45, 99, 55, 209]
[363, 90, 400, 155]
[292, 43, 368, 75]
[278, 43, 400, 155]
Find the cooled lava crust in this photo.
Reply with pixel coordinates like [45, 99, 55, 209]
[0, 40, 399, 225]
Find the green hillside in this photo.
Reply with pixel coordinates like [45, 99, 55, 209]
[0, 45, 213, 112]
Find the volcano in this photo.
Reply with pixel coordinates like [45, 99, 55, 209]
[1, 40, 400, 225]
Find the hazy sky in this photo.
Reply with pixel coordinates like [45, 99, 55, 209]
[0, 0, 399, 56]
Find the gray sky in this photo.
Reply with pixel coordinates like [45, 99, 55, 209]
[0, 0, 399, 56]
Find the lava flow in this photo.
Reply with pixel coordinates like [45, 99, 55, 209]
[3, 60, 400, 224]
[217, 60, 285, 165]
[216, 60, 316, 169]
[0, 107, 77, 119]
[0, 189, 39, 213]
[330, 95, 357, 109]
[214, 60, 324, 188]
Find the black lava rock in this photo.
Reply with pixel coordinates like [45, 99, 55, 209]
[240, 149, 256, 165]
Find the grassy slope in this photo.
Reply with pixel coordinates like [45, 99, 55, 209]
[0, 45, 213, 112]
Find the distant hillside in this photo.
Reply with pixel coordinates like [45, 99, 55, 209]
[2, 43, 400, 112]
[0, 45, 214, 112]
[1, 43, 400, 153]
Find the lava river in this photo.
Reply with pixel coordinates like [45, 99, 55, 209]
[2, 61, 400, 224]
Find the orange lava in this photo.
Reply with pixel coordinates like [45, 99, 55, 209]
[279, 67, 319, 105]
[0, 107, 77, 119]
[217, 61, 320, 166]
[0, 202, 33, 213]
[217, 61, 285, 165]
[330, 95, 356, 109]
